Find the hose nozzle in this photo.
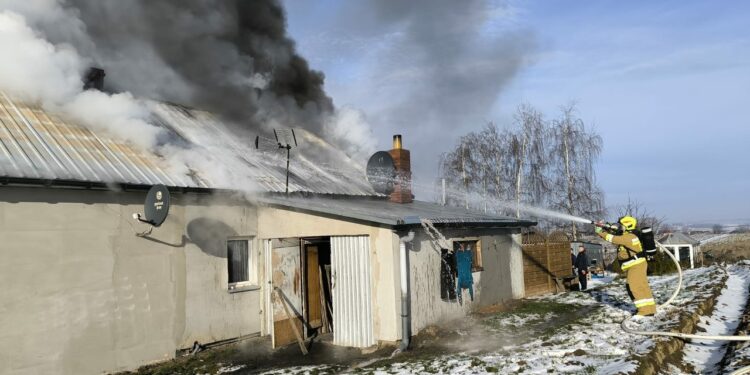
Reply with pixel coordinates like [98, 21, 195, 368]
[591, 220, 619, 231]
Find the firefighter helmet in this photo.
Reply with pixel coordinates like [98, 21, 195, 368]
[619, 215, 637, 231]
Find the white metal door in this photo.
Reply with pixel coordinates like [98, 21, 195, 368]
[264, 239, 273, 337]
[331, 235, 375, 347]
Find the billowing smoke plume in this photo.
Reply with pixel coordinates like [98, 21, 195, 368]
[368, 0, 531, 127]
[0, 0, 375, 165]
[325, 0, 535, 196]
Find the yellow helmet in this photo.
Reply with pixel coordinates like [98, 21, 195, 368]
[619, 215, 637, 231]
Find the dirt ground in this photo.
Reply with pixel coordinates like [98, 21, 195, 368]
[119, 299, 599, 375]
[121, 265, 741, 374]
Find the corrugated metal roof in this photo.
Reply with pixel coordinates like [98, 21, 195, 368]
[0, 92, 201, 187]
[658, 232, 700, 245]
[0, 92, 378, 196]
[147, 101, 378, 196]
[259, 195, 537, 228]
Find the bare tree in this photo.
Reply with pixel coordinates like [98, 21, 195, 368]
[438, 126, 498, 210]
[514, 104, 549, 214]
[438, 102, 604, 235]
[711, 224, 724, 234]
[549, 103, 604, 240]
[612, 197, 667, 235]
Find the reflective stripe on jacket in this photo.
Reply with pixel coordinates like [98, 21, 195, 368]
[621, 257, 646, 270]
[598, 231, 643, 261]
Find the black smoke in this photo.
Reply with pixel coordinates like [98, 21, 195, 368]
[39, 0, 334, 134]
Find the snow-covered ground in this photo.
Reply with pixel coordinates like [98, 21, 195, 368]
[676, 264, 750, 374]
[255, 266, 732, 375]
[588, 274, 615, 288]
[713, 261, 750, 375]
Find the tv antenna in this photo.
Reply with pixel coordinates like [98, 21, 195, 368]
[255, 128, 298, 194]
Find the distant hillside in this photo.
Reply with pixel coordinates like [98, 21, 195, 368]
[703, 234, 750, 263]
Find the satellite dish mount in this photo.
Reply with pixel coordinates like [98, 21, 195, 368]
[255, 128, 298, 195]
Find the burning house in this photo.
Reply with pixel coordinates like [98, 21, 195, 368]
[0, 91, 535, 374]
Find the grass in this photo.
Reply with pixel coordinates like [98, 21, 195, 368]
[704, 234, 750, 263]
[116, 346, 236, 375]
[512, 300, 580, 315]
[481, 300, 596, 339]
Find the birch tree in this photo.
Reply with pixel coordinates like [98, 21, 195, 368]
[549, 103, 604, 240]
[438, 102, 604, 234]
[515, 104, 549, 209]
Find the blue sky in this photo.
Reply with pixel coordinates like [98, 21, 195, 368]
[282, 0, 750, 224]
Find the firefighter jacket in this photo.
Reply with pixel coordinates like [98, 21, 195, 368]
[598, 230, 644, 271]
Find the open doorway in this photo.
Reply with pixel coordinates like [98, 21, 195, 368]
[302, 237, 333, 337]
[267, 235, 373, 349]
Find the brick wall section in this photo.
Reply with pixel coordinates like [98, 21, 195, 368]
[522, 232, 572, 296]
[388, 148, 413, 203]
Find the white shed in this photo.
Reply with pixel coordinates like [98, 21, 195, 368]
[658, 232, 702, 269]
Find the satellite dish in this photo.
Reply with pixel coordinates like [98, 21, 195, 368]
[366, 151, 396, 195]
[136, 184, 170, 227]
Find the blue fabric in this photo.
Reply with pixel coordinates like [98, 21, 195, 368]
[455, 249, 474, 303]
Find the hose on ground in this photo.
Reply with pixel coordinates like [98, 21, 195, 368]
[619, 241, 750, 374]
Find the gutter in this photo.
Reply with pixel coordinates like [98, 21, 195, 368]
[0, 177, 217, 194]
[396, 230, 415, 353]
[395, 215, 537, 229]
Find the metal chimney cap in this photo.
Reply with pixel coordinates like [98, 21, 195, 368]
[393, 134, 402, 150]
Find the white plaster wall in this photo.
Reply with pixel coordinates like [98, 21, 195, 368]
[181, 199, 261, 346]
[510, 233, 525, 298]
[0, 187, 260, 375]
[406, 229, 522, 335]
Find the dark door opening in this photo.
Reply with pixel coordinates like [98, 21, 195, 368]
[302, 237, 333, 338]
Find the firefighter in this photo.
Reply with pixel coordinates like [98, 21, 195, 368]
[595, 216, 656, 316]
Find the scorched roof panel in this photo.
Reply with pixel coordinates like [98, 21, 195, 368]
[0, 92, 378, 196]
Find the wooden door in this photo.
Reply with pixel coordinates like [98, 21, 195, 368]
[306, 246, 322, 328]
[271, 240, 303, 348]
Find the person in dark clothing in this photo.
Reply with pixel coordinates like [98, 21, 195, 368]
[571, 250, 576, 275]
[574, 245, 589, 291]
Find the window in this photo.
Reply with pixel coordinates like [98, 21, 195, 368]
[227, 238, 258, 289]
[454, 240, 483, 272]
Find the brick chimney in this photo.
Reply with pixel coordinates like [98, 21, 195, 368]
[389, 134, 413, 204]
[83, 67, 105, 91]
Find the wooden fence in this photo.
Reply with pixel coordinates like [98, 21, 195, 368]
[522, 232, 573, 296]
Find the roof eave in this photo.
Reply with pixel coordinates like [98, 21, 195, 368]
[0, 176, 217, 194]
[393, 220, 537, 231]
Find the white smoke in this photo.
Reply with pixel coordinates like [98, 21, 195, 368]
[0, 11, 82, 104]
[0, 9, 164, 148]
[324, 107, 377, 162]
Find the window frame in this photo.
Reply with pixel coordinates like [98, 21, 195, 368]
[226, 236, 259, 292]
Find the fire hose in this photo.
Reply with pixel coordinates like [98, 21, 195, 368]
[615, 239, 750, 374]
